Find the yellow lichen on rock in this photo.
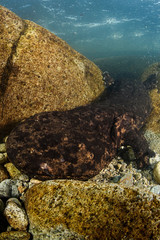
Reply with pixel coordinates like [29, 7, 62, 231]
[25, 180, 160, 240]
[0, 5, 105, 137]
[4, 162, 22, 179]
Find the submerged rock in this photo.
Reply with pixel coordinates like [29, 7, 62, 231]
[0, 5, 105, 138]
[0, 179, 19, 199]
[4, 198, 28, 231]
[141, 62, 160, 154]
[4, 163, 22, 180]
[25, 180, 160, 240]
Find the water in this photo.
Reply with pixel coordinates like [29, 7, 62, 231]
[1, 0, 160, 75]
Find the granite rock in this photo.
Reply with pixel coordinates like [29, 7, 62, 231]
[0, 179, 19, 198]
[25, 180, 160, 240]
[0, 5, 105, 138]
[4, 198, 28, 230]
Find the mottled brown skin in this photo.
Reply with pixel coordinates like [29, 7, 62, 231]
[6, 78, 155, 180]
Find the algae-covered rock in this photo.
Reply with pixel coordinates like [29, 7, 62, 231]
[141, 63, 160, 154]
[0, 5, 105, 137]
[141, 62, 160, 88]
[25, 180, 160, 240]
[4, 163, 22, 179]
[141, 62, 160, 135]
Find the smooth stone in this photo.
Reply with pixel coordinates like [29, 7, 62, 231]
[6, 197, 22, 207]
[4, 198, 28, 230]
[0, 143, 6, 153]
[0, 179, 19, 198]
[0, 231, 30, 240]
[150, 185, 160, 195]
[153, 161, 160, 184]
[0, 165, 9, 182]
[0, 5, 104, 137]
[149, 153, 160, 168]
[25, 180, 160, 240]
[4, 163, 22, 179]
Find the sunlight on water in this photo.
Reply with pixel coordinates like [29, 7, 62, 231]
[1, 0, 160, 73]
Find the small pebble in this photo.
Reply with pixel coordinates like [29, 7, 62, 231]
[118, 173, 133, 187]
[7, 197, 22, 207]
[150, 185, 160, 195]
[0, 179, 20, 198]
[120, 162, 127, 171]
[110, 175, 121, 183]
[0, 143, 6, 153]
[16, 180, 29, 195]
[4, 163, 22, 179]
[108, 162, 115, 171]
[134, 172, 142, 181]
[29, 178, 42, 188]
[153, 161, 160, 184]
[149, 154, 160, 168]
[4, 198, 28, 230]
[18, 174, 30, 182]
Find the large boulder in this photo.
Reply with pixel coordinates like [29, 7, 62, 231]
[0, 5, 105, 137]
[25, 180, 160, 240]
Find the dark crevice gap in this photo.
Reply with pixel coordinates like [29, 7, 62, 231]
[0, 20, 28, 118]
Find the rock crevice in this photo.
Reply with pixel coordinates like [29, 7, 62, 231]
[0, 21, 28, 118]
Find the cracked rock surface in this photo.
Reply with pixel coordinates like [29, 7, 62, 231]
[0, 5, 105, 138]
